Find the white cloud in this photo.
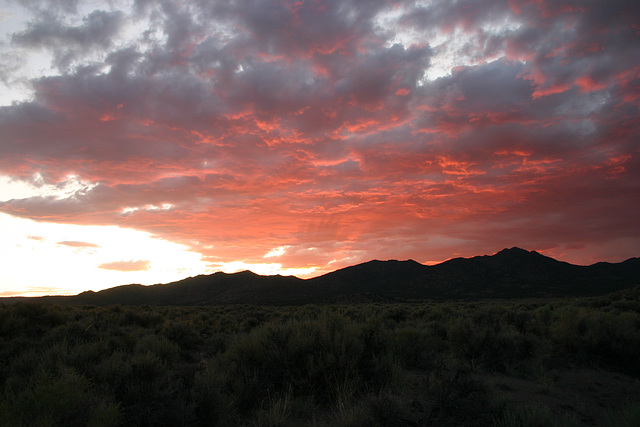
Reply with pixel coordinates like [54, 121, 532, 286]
[0, 174, 98, 201]
[264, 245, 289, 258]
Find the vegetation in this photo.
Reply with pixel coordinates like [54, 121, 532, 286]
[1, 288, 639, 426]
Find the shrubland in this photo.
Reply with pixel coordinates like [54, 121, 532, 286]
[1, 288, 639, 426]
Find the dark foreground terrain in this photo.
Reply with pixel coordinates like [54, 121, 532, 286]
[2, 287, 640, 426]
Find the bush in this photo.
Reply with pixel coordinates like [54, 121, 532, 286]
[0, 367, 121, 427]
[425, 363, 491, 425]
[493, 402, 580, 427]
[208, 312, 398, 414]
[163, 320, 202, 349]
[191, 368, 232, 426]
[390, 326, 438, 369]
[2, 298, 639, 426]
[601, 401, 640, 427]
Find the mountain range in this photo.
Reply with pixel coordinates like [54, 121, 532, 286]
[7, 247, 640, 305]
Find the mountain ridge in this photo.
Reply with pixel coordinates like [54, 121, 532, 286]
[3, 247, 639, 305]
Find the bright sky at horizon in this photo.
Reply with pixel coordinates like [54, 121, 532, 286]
[1, 0, 639, 296]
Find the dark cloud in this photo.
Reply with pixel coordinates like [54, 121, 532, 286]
[12, 10, 123, 49]
[11, 10, 125, 70]
[212, 0, 388, 58]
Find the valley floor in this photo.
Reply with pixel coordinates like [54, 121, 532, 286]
[1, 288, 639, 425]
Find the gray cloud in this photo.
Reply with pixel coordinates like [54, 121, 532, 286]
[11, 10, 125, 70]
[0, 0, 638, 271]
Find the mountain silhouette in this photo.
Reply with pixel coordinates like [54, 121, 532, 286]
[8, 247, 640, 305]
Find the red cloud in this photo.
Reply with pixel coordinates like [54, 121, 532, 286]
[57, 241, 100, 248]
[98, 260, 151, 272]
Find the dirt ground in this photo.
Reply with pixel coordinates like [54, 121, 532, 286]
[394, 367, 640, 426]
[485, 368, 640, 425]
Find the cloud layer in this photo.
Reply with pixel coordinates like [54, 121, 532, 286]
[1, 0, 639, 276]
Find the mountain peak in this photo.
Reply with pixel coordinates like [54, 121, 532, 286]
[492, 247, 547, 259]
[496, 247, 533, 255]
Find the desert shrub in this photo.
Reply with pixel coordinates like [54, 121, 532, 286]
[381, 305, 409, 323]
[600, 401, 640, 427]
[63, 340, 111, 375]
[136, 333, 181, 363]
[2, 303, 66, 338]
[129, 350, 166, 386]
[0, 309, 21, 339]
[447, 317, 493, 366]
[0, 335, 32, 383]
[360, 394, 407, 426]
[612, 299, 640, 313]
[123, 306, 163, 328]
[253, 384, 294, 427]
[0, 367, 121, 427]
[424, 362, 493, 425]
[208, 312, 398, 414]
[5, 346, 42, 389]
[47, 317, 99, 345]
[548, 307, 640, 375]
[118, 350, 192, 426]
[240, 309, 272, 331]
[503, 307, 535, 333]
[2, 299, 639, 425]
[213, 312, 242, 334]
[333, 393, 408, 427]
[190, 368, 232, 426]
[93, 350, 132, 386]
[524, 307, 551, 335]
[446, 313, 538, 373]
[489, 325, 537, 373]
[493, 402, 580, 427]
[580, 311, 640, 374]
[390, 326, 438, 369]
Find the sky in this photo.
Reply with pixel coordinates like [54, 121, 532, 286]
[0, 0, 639, 297]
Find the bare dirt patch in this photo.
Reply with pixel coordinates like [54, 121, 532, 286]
[484, 368, 640, 425]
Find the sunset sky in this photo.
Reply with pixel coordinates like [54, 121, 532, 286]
[1, 0, 639, 297]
